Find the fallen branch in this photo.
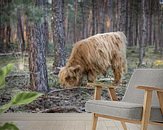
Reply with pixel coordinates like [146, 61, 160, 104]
[48, 87, 94, 94]
[40, 106, 82, 113]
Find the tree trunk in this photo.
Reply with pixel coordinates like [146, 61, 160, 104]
[28, 0, 49, 92]
[5, 25, 11, 51]
[100, 0, 105, 33]
[139, 0, 147, 66]
[80, 0, 85, 38]
[73, 0, 78, 42]
[43, 0, 49, 55]
[128, 0, 133, 46]
[108, 0, 113, 32]
[160, 5, 163, 56]
[65, 1, 69, 43]
[52, 0, 66, 71]
[0, 0, 12, 53]
[17, 9, 25, 53]
[125, 0, 129, 37]
[135, 2, 139, 47]
[92, 0, 96, 35]
[119, 0, 126, 33]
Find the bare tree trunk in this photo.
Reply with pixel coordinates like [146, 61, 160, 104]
[52, 0, 66, 70]
[116, 0, 121, 31]
[0, 26, 5, 52]
[95, 0, 99, 33]
[112, 0, 117, 31]
[149, 10, 152, 45]
[108, 0, 113, 32]
[154, 13, 159, 53]
[125, 0, 129, 37]
[160, 5, 163, 56]
[5, 25, 11, 51]
[73, 0, 78, 42]
[43, 0, 49, 55]
[17, 9, 25, 52]
[139, 0, 147, 66]
[100, 0, 105, 33]
[128, 0, 133, 46]
[65, 1, 69, 42]
[28, 0, 49, 92]
[80, 0, 85, 38]
[135, 3, 139, 47]
[0, 0, 12, 52]
[92, 0, 95, 35]
[119, 0, 126, 33]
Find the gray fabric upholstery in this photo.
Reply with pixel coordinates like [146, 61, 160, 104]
[86, 100, 143, 120]
[85, 69, 163, 123]
[85, 100, 163, 122]
[123, 69, 163, 106]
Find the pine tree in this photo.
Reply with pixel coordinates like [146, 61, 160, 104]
[28, 0, 49, 92]
[52, 0, 66, 72]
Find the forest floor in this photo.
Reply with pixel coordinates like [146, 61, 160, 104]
[0, 47, 163, 113]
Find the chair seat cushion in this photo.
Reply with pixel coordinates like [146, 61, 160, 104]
[85, 100, 163, 122]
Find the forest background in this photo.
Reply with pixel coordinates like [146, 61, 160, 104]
[0, 0, 163, 112]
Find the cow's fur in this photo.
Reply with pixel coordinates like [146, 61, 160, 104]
[59, 32, 127, 88]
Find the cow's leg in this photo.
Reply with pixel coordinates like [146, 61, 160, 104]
[88, 71, 97, 82]
[112, 65, 122, 85]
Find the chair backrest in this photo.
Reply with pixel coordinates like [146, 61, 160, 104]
[122, 69, 163, 107]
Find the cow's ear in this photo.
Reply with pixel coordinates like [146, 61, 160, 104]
[73, 65, 81, 73]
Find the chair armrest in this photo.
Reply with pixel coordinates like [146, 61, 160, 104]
[87, 82, 118, 101]
[137, 86, 163, 92]
[137, 86, 163, 117]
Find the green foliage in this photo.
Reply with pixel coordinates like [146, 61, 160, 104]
[0, 0, 51, 26]
[11, 91, 43, 106]
[0, 91, 43, 114]
[0, 102, 12, 113]
[25, 6, 45, 23]
[0, 123, 19, 130]
[0, 64, 43, 130]
[0, 64, 14, 88]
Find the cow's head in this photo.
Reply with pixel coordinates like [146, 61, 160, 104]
[58, 65, 83, 88]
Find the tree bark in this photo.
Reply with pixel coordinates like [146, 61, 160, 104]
[28, 0, 49, 92]
[80, 0, 85, 38]
[73, 0, 78, 42]
[64, 1, 69, 43]
[17, 9, 25, 53]
[108, 0, 113, 32]
[92, 0, 96, 35]
[139, 0, 147, 66]
[128, 0, 133, 46]
[43, 0, 49, 55]
[119, 0, 126, 33]
[52, 0, 66, 71]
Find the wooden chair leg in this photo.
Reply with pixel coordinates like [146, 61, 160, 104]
[108, 87, 118, 101]
[157, 91, 163, 114]
[121, 121, 127, 130]
[141, 90, 152, 130]
[92, 113, 98, 130]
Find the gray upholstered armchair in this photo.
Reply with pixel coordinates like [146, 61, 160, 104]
[85, 69, 163, 130]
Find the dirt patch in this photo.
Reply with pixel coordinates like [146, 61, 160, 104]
[0, 85, 126, 113]
[0, 72, 129, 113]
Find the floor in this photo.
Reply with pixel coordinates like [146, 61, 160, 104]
[0, 113, 140, 130]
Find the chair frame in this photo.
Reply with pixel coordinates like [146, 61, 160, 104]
[87, 83, 163, 130]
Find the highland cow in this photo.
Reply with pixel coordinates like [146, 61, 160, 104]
[59, 32, 127, 88]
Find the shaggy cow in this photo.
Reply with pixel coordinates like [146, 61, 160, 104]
[59, 32, 127, 87]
